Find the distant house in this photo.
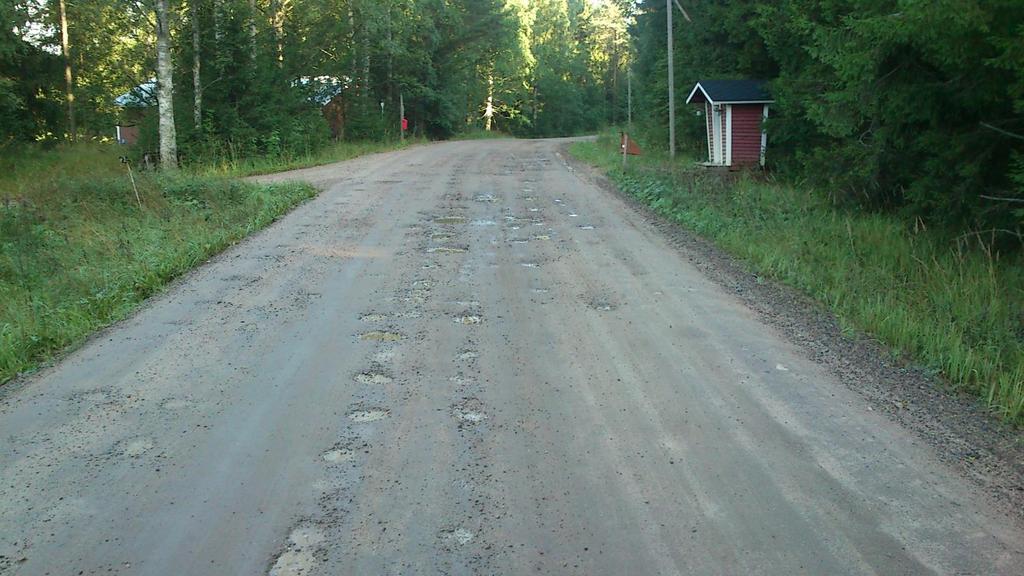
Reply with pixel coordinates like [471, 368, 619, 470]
[293, 76, 346, 139]
[685, 80, 773, 169]
[114, 77, 348, 145]
[113, 80, 156, 146]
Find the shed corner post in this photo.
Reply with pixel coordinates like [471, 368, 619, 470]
[725, 104, 733, 167]
[760, 104, 769, 167]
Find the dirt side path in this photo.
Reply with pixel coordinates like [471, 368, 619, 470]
[1, 138, 1021, 575]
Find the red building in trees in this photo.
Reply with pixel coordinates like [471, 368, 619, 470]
[685, 80, 773, 169]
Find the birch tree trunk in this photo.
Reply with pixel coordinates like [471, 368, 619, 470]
[58, 0, 75, 140]
[156, 0, 178, 169]
[361, 21, 370, 98]
[192, 0, 202, 130]
[270, 0, 286, 66]
[484, 72, 494, 131]
[249, 0, 258, 61]
[213, 0, 221, 42]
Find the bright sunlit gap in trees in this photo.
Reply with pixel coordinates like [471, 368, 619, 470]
[2, 0, 634, 152]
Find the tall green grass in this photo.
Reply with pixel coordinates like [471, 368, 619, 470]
[189, 138, 424, 178]
[0, 142, 316, 383]
[571, 133, 1024, 425]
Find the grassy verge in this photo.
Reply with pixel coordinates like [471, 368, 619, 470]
[190, 137, 424, 178]
[451, 129, 514, 141]
[570, 132, 1024, 425]
[0, 142, 317, 384]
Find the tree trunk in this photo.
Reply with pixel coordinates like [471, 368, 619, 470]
[156, 0, 178, 169]
[58, 0, 75, 141]
[361, 13, 370, 98]
[484, 72, 494, 131]
[249, 0, 258, 61]
[271, 0, 286, 65]
[349, 5, 357, 91]
[192, 0, 202, 131]
[213, 0, 221, 42]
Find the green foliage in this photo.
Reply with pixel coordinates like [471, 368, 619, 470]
[3, 0, 629, 153]
[572, 134, 1024, 424]
[631, 0, 1024, 238]
[0, 142, 316, 384]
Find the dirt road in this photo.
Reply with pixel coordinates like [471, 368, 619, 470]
[1, 138, 1021, 575]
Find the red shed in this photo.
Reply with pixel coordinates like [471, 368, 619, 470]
[685, 80, 773, 169]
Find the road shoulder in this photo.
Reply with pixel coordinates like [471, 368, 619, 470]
[563, 144, 1024, 522]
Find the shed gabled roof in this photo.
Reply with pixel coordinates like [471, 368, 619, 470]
[292, 76, 346, 106]
[685, 80, 772, 105]
[114, 80, 157, 107]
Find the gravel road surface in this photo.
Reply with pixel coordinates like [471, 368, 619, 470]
[1, 138, 1021, 575]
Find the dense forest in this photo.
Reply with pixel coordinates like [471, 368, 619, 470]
[3, 1, 1024, 235]
[632, 0, 1024, 236]
[0, 0, 631, 163]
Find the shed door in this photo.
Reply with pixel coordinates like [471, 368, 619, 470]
[711, 105, 725, 165]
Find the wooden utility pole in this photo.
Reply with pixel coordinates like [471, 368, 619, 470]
[58, 0, 75, 141]
[666, 0, 674, 159]
[627, 67, 632, 130]
[399, 93, 405, 142]
[666, 0, 691, 160]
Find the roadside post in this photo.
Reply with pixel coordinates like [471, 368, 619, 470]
[399, 93, 405, 142]
[120, 156, 142, 209]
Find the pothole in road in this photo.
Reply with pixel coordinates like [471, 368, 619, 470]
[471, 219, 497, 226]
[532, 234, 551, 241]
[359, 331, 404, 342]
[474, 194, 497, 203]
[452, 398, 488, 426]
[359, 313, 388, 323]
[269, 550, 315, 576]
[354, 372, 393, 385]
[268, 525, 325, 576]
[520, 262, 539, 268]
[455, 410, 487, 424]
[588, 299, 618, 312]
[458, 350, 479, 360]
[578, 225, 595, 230]
[448, 300, 480, 307]
[427, 246, 468, 254]
[435, 216, 467, 225]
[430, 233, 452, 242]
[374, 348, 397, 362]
[288, 525, 325, 548]
[160, 397, 192, 410]
[348, 409, 390, 423]
[122, 437, 155, 457]
[321, 446, 355, 464]
[440, 527, 475, 547]
[568, 213, 579, 218]
[454, 315, 482, 325]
